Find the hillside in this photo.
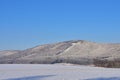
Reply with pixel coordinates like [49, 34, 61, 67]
[0, 40, 120, 67]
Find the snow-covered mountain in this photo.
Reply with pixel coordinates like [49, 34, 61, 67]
[0, 40, 120, 67]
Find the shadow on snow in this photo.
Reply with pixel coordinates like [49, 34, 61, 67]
[86, 77, 120, 80]
[5, 75, 55, 80]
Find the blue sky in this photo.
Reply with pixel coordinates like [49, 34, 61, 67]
[0, 0, 120, 50]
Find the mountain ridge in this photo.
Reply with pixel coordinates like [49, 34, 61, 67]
[0, 40, 120, 68]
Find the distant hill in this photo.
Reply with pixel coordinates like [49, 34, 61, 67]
[0, 40, 120, 68]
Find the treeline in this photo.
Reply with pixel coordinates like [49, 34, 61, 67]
[1, 55, 120, 68]
[93, 58, 120, 68]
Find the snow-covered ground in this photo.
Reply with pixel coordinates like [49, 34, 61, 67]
[0, 64, 120, 80]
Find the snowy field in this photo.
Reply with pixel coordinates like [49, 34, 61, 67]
[0, 64, 120, 80]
